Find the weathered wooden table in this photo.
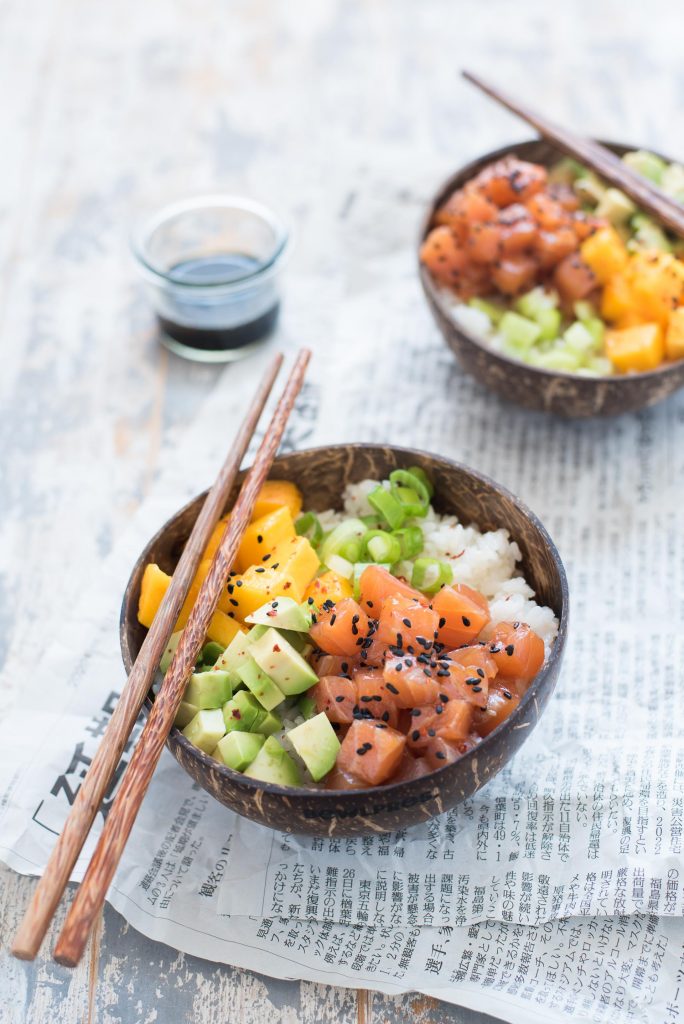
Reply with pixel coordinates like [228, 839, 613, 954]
[1, 1, 678, 1020]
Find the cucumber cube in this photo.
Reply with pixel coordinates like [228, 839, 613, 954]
[622, 149, 666, 184]
[237, 655, 286, 711]
[563, 321, 597, 356]
[182, 708, 225, 753]
[515, 286, 557, 321]
[215, 731, 264, 772]
[499, 311, 541, 351]
[467, 297, 504, 325]
[536, 307, 562, 342]
[184, 670, 233, 710]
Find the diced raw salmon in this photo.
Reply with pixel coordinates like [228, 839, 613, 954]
[548, 184, 580, 212]
[311, 653, 351, 677]
[312, 675, 356, 724]
[309, 598, 369, 657]
[467, 222, 504, 264]
[525, 193, 567, 231]
[440, 662, 489, 708]
[325, 766, 366, 790]
[357, 635, 388, 668]
[488, 622, 545, 683]
[447, 644, 498, 681]
[337, 720, 407, 786]
[383, 657, 441, 709]
[358, 565, 427, 616]
[424, 736, 465, 769]
[535, 228, 578, 269]
[435, 699, 473, 742]
[390, 751, 432, 783]
[480, 158, 547, 206]
[376, 594, 439, 650]
[553, 254, 597, 302]
[353, 667, 399, 729]
[501, 218, 538, 255]
[419, 227, 468, 288]
[475, 686, 521, 737]
[491, 257, 537, 295]
[433, 584, 490, 648]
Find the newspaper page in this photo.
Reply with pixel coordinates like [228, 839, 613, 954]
[1, 269, 684, 1022]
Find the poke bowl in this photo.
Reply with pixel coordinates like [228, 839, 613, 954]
[419, 139, 684, 417]
[121, 444, 568, 836]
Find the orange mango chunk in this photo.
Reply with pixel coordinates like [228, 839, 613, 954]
[580, 226, 628, 284]
[666, 307, 684, 361]
[604, 323, 664, 373]
[251, 480, 303, 522]
[137, 563, 245, 646]
[304, 570, 353, 606]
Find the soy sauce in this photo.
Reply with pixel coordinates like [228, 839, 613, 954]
[157, 253, 280, 354]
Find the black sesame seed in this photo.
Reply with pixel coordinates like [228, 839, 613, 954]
[477, 668, 485, 678]
[330, 613, 337, 626]
[341, 662, 349, 673]
[257, 535, 264, 543]
[411, 730, 420, 741]
[402, 618, 412, 628]
[373, 694, 382, 701]
[435, 751, 446, 760]
[335, 695, 345, 703]
[307, 597, 315, 605]
[356, 747, 367, 756]
[262, 554, 271, 562]
[255, 567, 266, 574]
[229, 598, 239, 607]
[366, 600, 374, 608]
[435, 705, 443, 714]
[360, 695, 372, 703]
[236, 580, 243, 587]
[513, 621, 520, 629]
[386, 683, 399, 695]
[462, 616, 471, 627]
[438, 617, 446, 629]
[411, 708, 422, 717]
[427, 728, 436, 737]
[503, 690, 513, 700]
[505, 644, 515, 657]
[466, 677, 480, 685]
[382, 711, 390, 722]
[472, 686, 482, 693]
[227, 584, 234, 594]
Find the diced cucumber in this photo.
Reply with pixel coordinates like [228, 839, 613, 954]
[527, 348, 582, 372]
[515, 286, 557, 321]
[573, 300, 595, 322]
[468, 297, 505, 324]
[583, 318, 605, 346]
[499, 311, 542, 351]
[622, 149, 666, 184]
[184, 670, 233, 710]
[586, 355, 614, 376]
[563, 321, 598, 357]
[174, 700, 200, 729]
[536, 307, 562, 342]
[215, 731, 264, 772]
[629, 214, 672, 253]
[182, 708, 226, 753]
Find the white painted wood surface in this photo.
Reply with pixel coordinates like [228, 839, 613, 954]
[1, 0, 681, 1019]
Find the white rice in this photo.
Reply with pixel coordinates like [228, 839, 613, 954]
[322, 479, 559, 655]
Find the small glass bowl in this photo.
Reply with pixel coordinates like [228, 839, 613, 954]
[132, 195, 290, 363]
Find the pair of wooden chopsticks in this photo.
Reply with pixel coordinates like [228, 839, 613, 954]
[463, 70, 684, 241]
[12, 348, 311, 966]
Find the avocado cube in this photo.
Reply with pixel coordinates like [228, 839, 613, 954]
[160, 631, 182, 674]
[182, 708, 225, 753]
[212, 631, 252, 681]
[222, 690, 263, 732]
[174, 700, 200, 729]
[184, 670, 233, 710]
[246, 597, 313, 632]
[287, 712, 340, 781]
[253, 709, 282, 737]
[249, 628, 317, 696]
[244, 736, 301, 787]
[237, 655, 285, 711]
[246, 624, 268, 642]
[215, 731, 265, 772]
[297, 694, 317, 721]
[196, 640, 226, 670]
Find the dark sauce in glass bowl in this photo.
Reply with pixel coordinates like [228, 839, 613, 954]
[157, 253, 280, 356]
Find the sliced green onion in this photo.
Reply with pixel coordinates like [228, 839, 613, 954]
[411, 557, 453, 595]
[363, 529, 402, 565]
[393, 526, 424, 559]
[295, 512, 323, 546]
[325, 553, 354, 579]
[367, 486, 406, 529]
[408, 466, 434, 499]
[389, 469, 430, 506]
[360, 513, 383, 529]
[388, 470, 430, 517]
[352, 561, 391, 600]
[320, 518, 366, 566]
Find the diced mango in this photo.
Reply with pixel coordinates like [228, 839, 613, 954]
[137, 563, 245, 646]
[203, 516, 229, 561]
[605, 323, 665, 373]
[192, 559, 231, 613]
[666, 307, 684, 361]
[580, 226, 628, 284]
[625, 251, 684, 326]
[235, 505, 296, 573]
[601, 274, 635, 323]
[267, 535, 320, 597]
[227, 565, 301, 619]
[251, 480, 303, 522]
[304, 570, 354, 606]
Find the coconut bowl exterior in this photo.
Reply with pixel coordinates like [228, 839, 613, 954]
[121, 444, 568, 836]
[420, 139, 684, 418]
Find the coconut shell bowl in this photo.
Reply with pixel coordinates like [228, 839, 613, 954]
[121, 444, 568, 837]
[420, 139, 684, 418]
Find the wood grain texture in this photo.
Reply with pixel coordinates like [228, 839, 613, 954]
[2, 0, 682, 1020]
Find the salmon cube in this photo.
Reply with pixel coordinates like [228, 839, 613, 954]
[488, 622, 545, 683]
[337, 720, 407, 786]
[475, 685, 520, 737]
[353, 667, 399, 729]
[358, 565, 427, 617]
[553, 254, 597, 302]
[376, 594, 439, 650]
[433, 584, 490, 648]
[424, 736, 465, 769]
[383, 657, 441, 709]
[419, 227, 468, 288]
[491, 257, 538, 296]
[309, 598, 369, 657]
[312, 676, 356, 724]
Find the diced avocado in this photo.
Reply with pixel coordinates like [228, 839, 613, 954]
[184, 670, 233, 710]
[287, 712, 340, 782]
[212, 631, 252, 681]
[246, 624, 268, 642]
[160, 631, 182, 674]
[297, 694, 317, 720]
[182, 708, 225, 753]
[573, 171, 606, 205]
[174, 700, 200, 729]
[548, 157, 585, 185]
[246, 597, 313, 632]
[237, 655, 286, 711]
[222, 690, 264, 732]
[253, 709, 282, 736]
[536, 307, 562, 342]
[499, 311, 541, 352]
[563, 321, 597, 357]
[629, 214, 672, 253]
[661, 163, 684, 203]
[249, 628, 318, 696]
[595, 187, 636, 225]
[622, 149, 666, 184]
[467, 296, 505, 325]
[280, 628, 311, 655]
[196, 641, 225, 670]
[215, 731, 265, 772]
[244, 736, 301, 787]
[515, 286, 558, 321]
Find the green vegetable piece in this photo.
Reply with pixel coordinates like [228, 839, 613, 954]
[548, 158, 585, 185]
[352, 562, 391, 600]
[527, 348, 581, 372]
[215, 731, 264, 772]
[249, 628, 318, 696]
[320, 518, 367, 567]
[325, 553, 354, 579]
[246, 596, 313, 632]
[160, 631, 182, 674]
[287, 712, 341, 782]
[629, 214, 672, 254]
[407, 466, 434, 499]
[363, 529, 402, 565]
[515, 286, 558, 321]
[573, 171, 606, 205]
[244, 736, 302, 787]
[393, 525, 424, 559]
[595, 187, 636, 225]
[254, 709, 282, 736]
[367, 486, 406, 530]
[536, 307, 562, 342]
[237, 655, 286, 711]
[411, 557, 453, 596]
[499, 311, 542, 351]
[661, 163, 684, 203]
[583, 318, 605, 346]
[182, 708, 225, 753]
[623, 149, 666, 184]
[222, 690, 264, 732]
[563, 321, 598, 356]
[295, 512, 323, 546]
[297, 694, 317, 720]
[212, 631, 252, 682]
[360, 513, 383, 529]
[184, 670, 233, 710]
[468, 296, 505, 325]
[174, 700, 200, 729]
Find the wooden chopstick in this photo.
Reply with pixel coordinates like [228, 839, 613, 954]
[462, 70, 684, 241]
[52, 348, 311, 967]
[11, 354, 284, 961]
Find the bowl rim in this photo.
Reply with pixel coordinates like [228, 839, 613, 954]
[120, 442, 570, 803]
[419, 135, 683, 387]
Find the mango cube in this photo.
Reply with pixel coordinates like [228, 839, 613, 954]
[203, 516, 229, 561]
[137, 562, 245, 647]
[580, 226, 628, 284]
[626, 251, 684, 326]
[601, 274, 634, 323]
[227, 565, 301, 619]
[605, 323, 664, 373]
[251, 480, 303, 522]
[235, 505, 296, 573]
[267, 535, 319, 597]
[304, 570, 353, 606]
[666, 307, 684, 361]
